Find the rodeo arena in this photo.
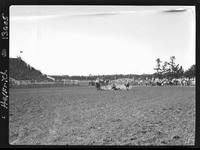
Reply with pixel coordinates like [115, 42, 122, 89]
[9, 57, 196, 146]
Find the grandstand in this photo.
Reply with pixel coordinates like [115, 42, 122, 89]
[9, 57, 55, 86]
[9, 57, 80, 88]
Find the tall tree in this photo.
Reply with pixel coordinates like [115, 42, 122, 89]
[162, 61, 170, 79]
[170, 56, 175, 65]
[168, 56, 175, 72]
[166, 56, 177, 79]
[177, 66, 184, 78]
[154, 58, 162, 79]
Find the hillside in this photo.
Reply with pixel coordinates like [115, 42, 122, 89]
[9, 57, 49, 82]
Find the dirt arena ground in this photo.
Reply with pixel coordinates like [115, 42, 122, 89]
[9, 86, 195, 145]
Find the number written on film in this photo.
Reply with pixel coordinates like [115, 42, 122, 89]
[1, 13, 8, 40]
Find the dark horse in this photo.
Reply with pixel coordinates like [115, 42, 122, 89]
[124, 82, 130, 90]
[95, 82, 101, 90]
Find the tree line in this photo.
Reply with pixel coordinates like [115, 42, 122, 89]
[153, 56, 195, 80]
[51, 56, 195, 81]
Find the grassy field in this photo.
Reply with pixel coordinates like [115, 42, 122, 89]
[9, 86, 195, 145]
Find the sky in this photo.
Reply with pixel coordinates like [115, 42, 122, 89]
[10, 6, 195, 76]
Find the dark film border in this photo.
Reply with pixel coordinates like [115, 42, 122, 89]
[0, 0, 199, 148]
[0, 0, 9, 148]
